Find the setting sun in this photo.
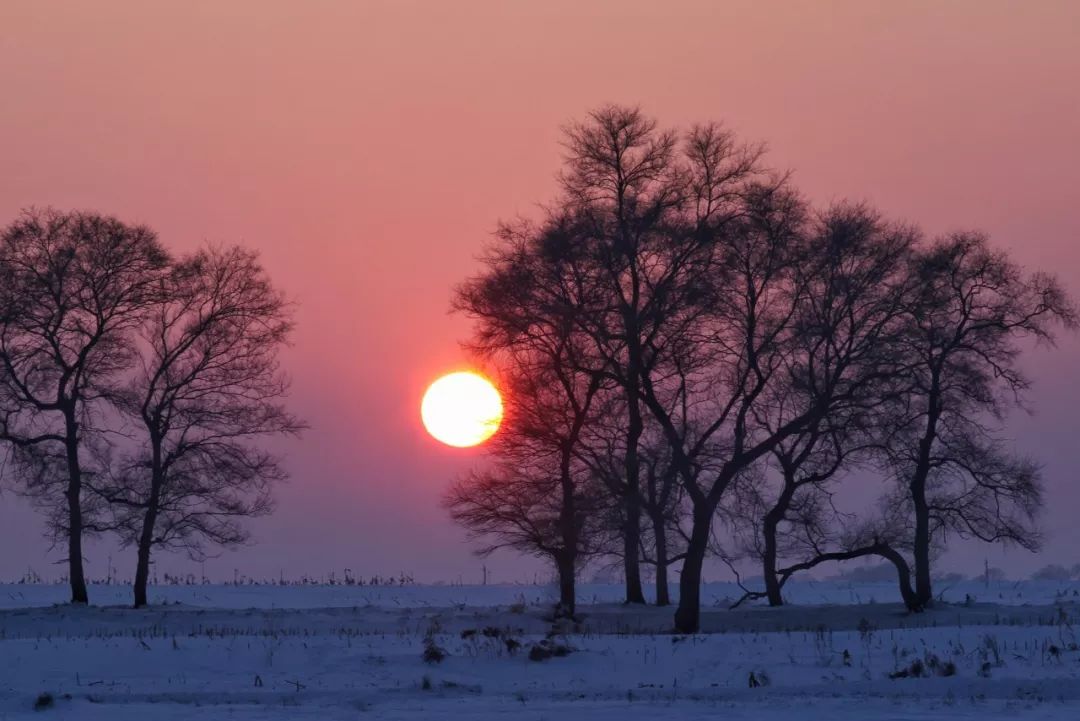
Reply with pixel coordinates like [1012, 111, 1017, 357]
[421, 371, 503, 448]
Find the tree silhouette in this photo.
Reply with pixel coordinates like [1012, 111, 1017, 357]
[730, 203, 917, 606]
[880, 232, 1074, 608]
[450, 106, 1076, 629]
[100, 246, 303, 608]
[450, 219, 610, 616]
[0, 209, 168, 603]
[559, 107, 767, 607]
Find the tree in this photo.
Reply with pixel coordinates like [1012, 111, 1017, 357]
[450, 218, 610, 616]
[0, 209, 169, 603]
[558, 106, 677, 604]
[732, 204, 917, 606]
[879, 232, 1074, 608]
[754, 230, 1075, 612]
[451, 106, 1076, 632]
[99, 246, 302, 608]
[443, 342, 605, 619]
[629, 175, 829, 632]
[559, 106, 766, 606]
[1031, 564, 1072, 581]
[460, 107, 800, 629]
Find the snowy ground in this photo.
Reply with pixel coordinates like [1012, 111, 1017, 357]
[3, 580, 1080, 720]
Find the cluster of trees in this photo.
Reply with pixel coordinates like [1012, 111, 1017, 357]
[0, 209, 302, 607]
[1030, 564, 1080, 582]
[445, 106, 1075, 632]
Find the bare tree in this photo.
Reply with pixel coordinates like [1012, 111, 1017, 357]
[462, 107, 788, 628]
[97, 246, 302, 608]
[0, 209, 169, 603]
[452, 106, 1076, 633]
[879, 232, 1074, 608]
[451, 219, 609, 616]
[730, 204, 917, 606]
[751, 230, 1075, 612]
[559, 106, 677, 604]
[619, 172, 830, 633]
[444, 359, 604, 618]
[559, 106, 766, 606]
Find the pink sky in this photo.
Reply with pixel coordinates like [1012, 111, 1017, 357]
[1, 0, 1078, 582]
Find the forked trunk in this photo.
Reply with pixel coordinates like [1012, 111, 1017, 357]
[876, 543, 922, 612]
[762, 476, 797, 607]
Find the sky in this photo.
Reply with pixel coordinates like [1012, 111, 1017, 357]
[0, 0, 1078, 584]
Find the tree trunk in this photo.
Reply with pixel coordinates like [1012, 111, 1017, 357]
[555, 444, 578, 619]
[674, 505, 712, 633]
[133, 528, 154, 609]
[911, 483, 933, 608]
[876, 543, 921, 612]
[63, 411, 88, 605]
[911, 382, 941, 609]
[763, 474, 797, 607]
[650, 510, 670, 606]
[622, 490, 645, 604]
[773, 542, 921, 612]
[555, 552, 576, 618]
[133, 500, 159, 608]
[622, 385, 646, 604]
[134, 435, 164, 609]
[762, 509, 783, 607]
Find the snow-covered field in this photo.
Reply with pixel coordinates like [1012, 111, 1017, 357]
[3, 580, 1080, 720]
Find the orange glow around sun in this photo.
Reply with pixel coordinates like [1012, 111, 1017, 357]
[421, 371, 503, 448]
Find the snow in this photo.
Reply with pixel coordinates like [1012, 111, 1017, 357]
[2, 580, 1080, 719]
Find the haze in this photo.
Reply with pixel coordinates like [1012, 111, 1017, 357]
[1, 0, 1078, 583]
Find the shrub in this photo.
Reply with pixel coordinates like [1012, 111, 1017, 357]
[748, 671, 771, 687]
[422, 636, 447, 664]
[528, 639, 573, 662]
[889, 653, 958, 679]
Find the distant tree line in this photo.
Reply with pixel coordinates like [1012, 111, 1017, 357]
[445, 105, 1076, 632]
[0, 208, 303, 607]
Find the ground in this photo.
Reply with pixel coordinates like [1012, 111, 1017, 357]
[2, 580, 1080, 719]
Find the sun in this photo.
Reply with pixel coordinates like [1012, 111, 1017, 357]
[421, 371, 503, 448]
